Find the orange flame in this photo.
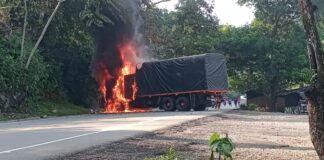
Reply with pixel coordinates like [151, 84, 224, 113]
[97, 63, 113, 105]
[131, 81, 138, 101]
[98, 41, 151, 113]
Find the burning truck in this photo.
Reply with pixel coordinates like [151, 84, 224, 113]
[124, 53, 228, 112]
[91, 1, 227, 113]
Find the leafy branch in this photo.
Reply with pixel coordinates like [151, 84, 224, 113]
[209, 132, 235, 160]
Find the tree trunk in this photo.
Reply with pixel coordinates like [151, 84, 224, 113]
[268, 92, 277, 112]
[299, 0, 324, 159]
[306, 89, 324, 160]
[25, 0, 64, 69]
[268, 77, 278, 112]
[20, 0, 28, 60]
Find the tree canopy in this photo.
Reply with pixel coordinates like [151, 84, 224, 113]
[230, 0, 311, 110]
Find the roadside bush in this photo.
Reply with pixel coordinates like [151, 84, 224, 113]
[240, 104, 257, 111]
[239, 104, 247, 110]
[0, 34, 60, 113]
[145, 146, 178, 160]
[159, 146, 177, 160]
[284, 107, 294, 114]
[209, 132, 235, 160]
[247, 104, 257, 111]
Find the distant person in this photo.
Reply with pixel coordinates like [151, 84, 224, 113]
[210, 95, 216, 109]
[234, 98, 238, 107]
[216, 94, 222, 110]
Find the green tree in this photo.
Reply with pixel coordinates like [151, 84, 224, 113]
[0, 34, 54, 113]
[143, 0, 220, 59]
[38, 0, 97, 106]
[234, 0, 311, 111]
[220, 22, 310, 105]
[1, 0, 98, 108]
[170, 0, 219, 57]
[142, 7, 173, 58]
[0, 1, 62, 112]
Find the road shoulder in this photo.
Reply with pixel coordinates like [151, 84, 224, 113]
[51, 110, 318, 160]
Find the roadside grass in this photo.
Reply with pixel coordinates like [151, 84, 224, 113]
[35, 100, 89, 117]
[0, 113, 31, 121]
[0, 100, 89, 121]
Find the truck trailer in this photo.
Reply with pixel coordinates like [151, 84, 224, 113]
[124, 53, 228, 111]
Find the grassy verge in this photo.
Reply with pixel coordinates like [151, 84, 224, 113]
[0, 113, 31, 121]
[35, 100, 89, 117]
[0, 100, 89, 121]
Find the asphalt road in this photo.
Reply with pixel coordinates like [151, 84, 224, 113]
[0, 110, 226, 160]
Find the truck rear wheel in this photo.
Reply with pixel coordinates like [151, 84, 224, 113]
[161, 97, 176, 111]
[176, 96, 191, 111]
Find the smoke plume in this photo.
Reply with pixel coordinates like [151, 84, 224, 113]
[91, 0, 147, 107]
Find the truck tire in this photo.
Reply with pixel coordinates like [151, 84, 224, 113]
[161, 97, 176, 111]
[194, 105, 206, 111]
[176, 96, 191, 111]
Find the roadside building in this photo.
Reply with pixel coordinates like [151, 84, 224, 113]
[246, 87, 309, 112]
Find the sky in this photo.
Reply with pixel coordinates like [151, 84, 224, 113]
[154, 0, 255, 27]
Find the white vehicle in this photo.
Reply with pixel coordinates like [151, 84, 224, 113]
[240, 94, 247, 106]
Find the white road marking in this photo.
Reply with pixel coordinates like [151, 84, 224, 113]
[0, 131, 102, 154]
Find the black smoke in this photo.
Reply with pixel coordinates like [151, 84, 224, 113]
[90, 0, 145, 101]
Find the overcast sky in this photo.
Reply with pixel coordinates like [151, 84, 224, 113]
[154, 0, 255, 27]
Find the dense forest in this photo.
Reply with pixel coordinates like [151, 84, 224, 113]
[0, 0, 323, 114]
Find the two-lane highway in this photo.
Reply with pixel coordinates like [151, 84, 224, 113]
[0, 111, 221, 160]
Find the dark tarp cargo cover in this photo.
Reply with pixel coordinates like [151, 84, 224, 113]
[135, 53, 228, 96]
